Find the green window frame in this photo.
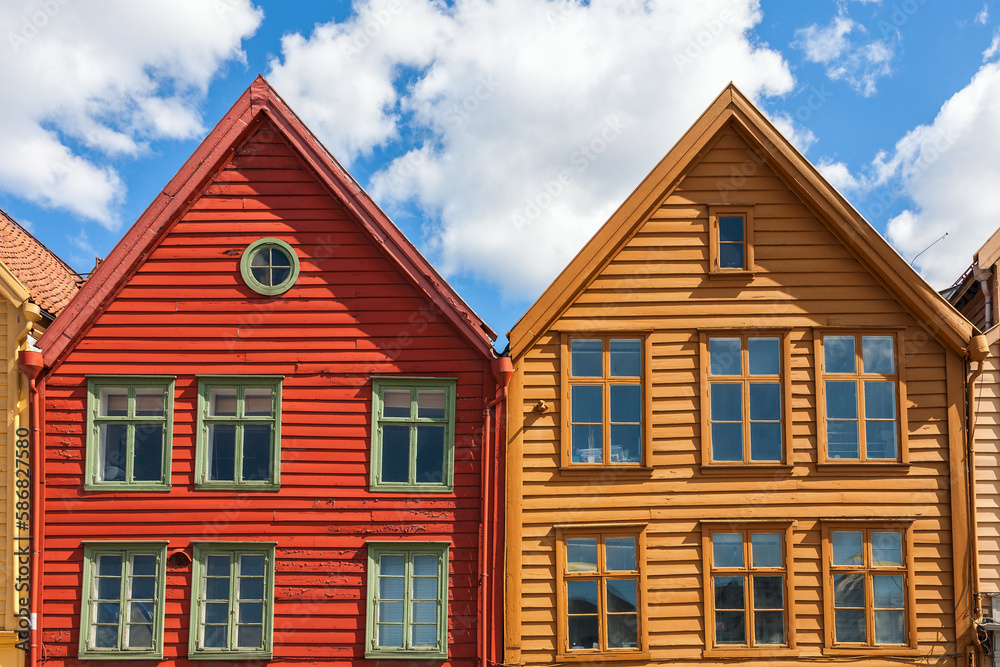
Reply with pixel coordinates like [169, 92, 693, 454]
[195, 376, 282, 490]
[78, 541, 167, 660]
[85, 377, 175, 492]
[365, 541, 449, 660]
[240, 237, 300, 296]
[189, 542, 276, 660]
[370, 377, 456, 492]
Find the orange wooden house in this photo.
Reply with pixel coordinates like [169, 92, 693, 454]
[504, 84, 988, 665]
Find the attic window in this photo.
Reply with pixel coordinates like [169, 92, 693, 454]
[240, 238, 300, 296]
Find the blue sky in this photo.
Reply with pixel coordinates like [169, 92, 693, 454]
[2, 0, 999, 348]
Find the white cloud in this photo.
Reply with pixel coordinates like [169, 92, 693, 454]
[882, 61, 1000, 288]
[0, 0, 262, 227]
[793, 13, 896, 96]
[268, 0, 795, 300]
[985, 27, 1000, 62]
[769, 111, 818, 153]
[817, 159, 860, 193]
[977, 4, 990, 25]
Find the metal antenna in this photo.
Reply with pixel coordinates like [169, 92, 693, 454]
[910, 232, 948, 266]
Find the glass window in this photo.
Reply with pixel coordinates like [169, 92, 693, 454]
[566, 337, 644, 466]
[86, 378, 174, 490]
[79, 542, 167, 659]
[196, 378, 282, 488]
[827, 527, 909, 648]
[189, 543, 275, 659]
[705, 335, 784, 464]
[707, 529, 789, 649]
[371, 378, 456, 492]
[559, 529, 644, 655]
[718, 215, 746, 269]
[710, 207, 754, 273]
[821, 334, 900, 462]
[240, 238, 300, 296]
[366, 542, 449, 659]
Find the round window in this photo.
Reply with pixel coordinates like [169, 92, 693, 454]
[240, 238, 300, 296]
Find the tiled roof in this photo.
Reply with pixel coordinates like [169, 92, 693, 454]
[0, 208, 80, 316]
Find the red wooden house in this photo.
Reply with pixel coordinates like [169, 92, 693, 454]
[19, 76, 508, 666]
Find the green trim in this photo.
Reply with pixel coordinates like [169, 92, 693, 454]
[78, 541, 168, 660]
[85, 377, 175, 492]
[195, 377, 282, 490]
[188, 542, 276, 661]
[365, 542, 450, 660]
[370, 377, 456, 493]
[240, 237, 300, 296]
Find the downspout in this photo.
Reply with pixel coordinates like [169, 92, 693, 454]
[967, 334, 989, 630]
[975, 267, 993, 330]
[18, 349, 43, 667]
[480, 355, 512, 667]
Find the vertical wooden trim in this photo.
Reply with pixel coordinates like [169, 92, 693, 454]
[813, 331, 828, 465]
[700, 524, 715, 649]
[904, 522, 918, 649]
[504, 364, 525, 666]
[745, 207, 755, 270]
[637, 525, 650, 653]
[820, 522, 834, 648]
[946, 351, 972, 657]
[896, 332, 910, 465]
[708, 210, 720, 273]
[642, 334, 654, 467]
[554, 528, 567, 656]
[781, 332, 794, 467]
[559, 334, 570, 469]
[784, 521, 797, 649]
[699, 332, 710, 467]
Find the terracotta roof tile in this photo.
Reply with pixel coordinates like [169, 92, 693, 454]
[0, 208, 80, 316]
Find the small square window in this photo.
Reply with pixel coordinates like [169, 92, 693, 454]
[709, 206, 754, 274]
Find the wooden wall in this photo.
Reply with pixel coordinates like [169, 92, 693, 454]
[511, 126, 967, 665]
[39, 120, 493, 665]
[975, 326, 1000, 615]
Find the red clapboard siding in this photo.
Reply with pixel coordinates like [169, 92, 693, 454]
[37, 95, 499, 667]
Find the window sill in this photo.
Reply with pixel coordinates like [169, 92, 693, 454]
[369, 484, 455, 494]
[193, 482, 280, 491]
[189, 651, 272, 661]
[78, 650, 164, 661]
[703, 647, 799, 658]
[708, 269, 756, 280]
[83, 483, 171, 493]
[556, 651, 650, 662]
[700, 464, 793, 476]
[822, 646, 919, 657]
[365, 650, 448, 661]
[558, 465, 654, 477]
[816, 462, 909, 474]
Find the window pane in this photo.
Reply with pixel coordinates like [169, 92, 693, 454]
[208, 424, 236, 482]
[244, 388, 273, 417]
[753, 576, 784, 609]
[237, 625, 263, 649]
[720, 243, 744, 269]
[239, 576, 264, 601]
[417, 390, 446, 419]
[379, 554, 405, 577]
[711, 383, 742, 421]
[863, 336, 895, 374]
[832, 532, 864, 565]
[412, 601, 438, 622]
[826, 381, 858, 419]
[833, 573, 866, 607]
[610, 385, 640, 423]
[749, 383, 780, 421]
[98, 554, 123, 577]
[827, 420, 860, 459]
[209, 388, 238, 417]
[132, 423, 163, 482]
[413, 576, 438, 599]
[131, 555, 156, 577]
[571, 339, 603, 377]
[610, 339, 641, 377]
[203, 624, 228, 649]
[239, 601, 263, 624]
[131, 576, 155, 600]
[205, 576, 230, 601]
[874, 610, 905, 645]
[751, 533, 782, 568]
[383, 390, 411, 418]
[98, 424, 127, 482]
[127, 622, 154, 649]
[415, 425, 445, 484]
[412, 554, 438, 577]
[711, 423, 743, 462]
[835, 609, 866, 643]
[748, 338, 780, 376]
[206, 554, 230, 577]
[567, 580, 599, 614]
[380, 425, 410, 483]
[605, 537, 637, 571]
[568, 615, 599, 650]
[824, 336, 856, 373]
[715, 610, 746, 644]
[379, 576, 404, 600]
[411, 622, 438, 647]
[240, 554, 265, 577]
[566, 538, 598, 572]
[610, 424, 641, 463]
[378, 624, 403, 647]
[866, 421, 898, 459]
[250, 265, 272, 286]
[100, 387, 129, 417]
[203, 602, 227, 625]
[709, 338, 741, 376]
[713, 534, 743, 568]
[379, 601, 403, 622]
[607, 613, 639, 648]
[873, 575, 905, 608]
[134, 387, 165, 417]
[242, 425, 272, 481]
[864, 381, 896, 419]
[755, 610, 785, 645]
[719, 216, 744, 242]
[749, 422, 782, 461]
[572, 385, 603, 423]
[269, 247, 292, 269]
[606, 579, 637, 613]
[872, 532, 903, 566]
[571, 425, 603, 463]
[96, 600, 120, 623]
